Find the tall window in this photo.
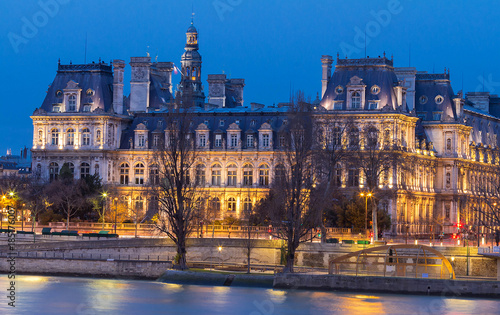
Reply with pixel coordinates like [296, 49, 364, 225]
[211, 164, 221, 186]
[259, 164, 269, 186]
[230, 134, 238, 147]
[334, 163, 342, 186]
[135, 195, 144, 212]
[227, 197, 236, 212]
[243, 197, 252, 213]
[82, 128, 90, 146]
[199, 134, 206, 147]
[262, 134, 270, 147]
[215, 134, 222, 147]
[247, 134, 254, 148]
[279, 134, 286, 148]
[135, 163, 145, 185]
[149, 164, 159, 185]
[38, 130, 43, 144]
[227, 164, 237, 186]
[68, 95, 76, 111]
[120, 163, 129, 185]
[95, 164, 99, 176]
[366, 127, 378, 149]
[138, 135, 145, 147]
[51, 129, 59, 145]
[333, 127, 342, 146]
[351, 91, 361, 109]
[66, 129, 75, 145]
[49, 162, 59, 182]
[210, 197, 221, 218]
[347, 168, 359, 187]
[195, 164, 206, 186]
[153, 134, 160, 147]
[96, 130, 101, 145]
[80, 162, 90, 178]
[349, 127, 359, 148]
[274, 164, 286, 185]
[243, 164, 253, 186]
[68, 162, 75, 177]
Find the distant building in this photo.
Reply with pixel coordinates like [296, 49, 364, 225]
[31, 22, 500, 235]
[0, 147, 31, 177]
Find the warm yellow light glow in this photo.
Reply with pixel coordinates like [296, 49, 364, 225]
[8, 192, 14, 197]
[360, 193, 365, 197]
[414, 240, 418, 245]
[429, 242, 432, 247]
[218, 246, 222, 252]
[451, 257, 455, 262]
[102, 192, 108, 198]
[457, 240, 461, 246]
[367, 193, 372, 197]
[22, 276, 46, 283]
[482, 237, 485, 245]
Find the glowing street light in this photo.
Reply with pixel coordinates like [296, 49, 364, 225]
[101, 192, 108, 231]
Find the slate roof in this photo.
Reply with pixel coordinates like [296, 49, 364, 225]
[40, 62, 114, 113]
[414, 73, 457, 121]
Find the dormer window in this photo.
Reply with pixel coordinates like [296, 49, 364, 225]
[235, 120, 240, 125]
[435, 95, 444, 104]
[199, 134, 206, 147]
[262, 134, 270, 147]
[250, 120, 256, 126]
[333, 102, 343, 110]
[247, 134, 254, 148]
[215, 134, 222, 147]
[368, 101, 378, 110]
[351, 92, 361, 109]
[138, 134, 145, 147]
[219, 120, 225, 127]
[83, 105, 91, 112]
[230, 134, 238, 147]
[52, 105, 61, 113]
[433, 112, 442, 121]
[68, 95, 76, 111]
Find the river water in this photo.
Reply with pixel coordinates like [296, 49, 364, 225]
[0, 275, 499, 315]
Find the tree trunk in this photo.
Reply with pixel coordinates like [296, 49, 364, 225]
[67, 211, 70, 230]
[320, 221, 327, 243]
[283, 240, 295, 273]
[372, 203, 378, 241]
[176, 233, 188, 270]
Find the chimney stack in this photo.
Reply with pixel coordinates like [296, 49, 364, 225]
[113, 59, 125, 114]
[321, 55, 333, 98]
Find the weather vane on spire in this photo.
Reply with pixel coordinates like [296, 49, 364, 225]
[191, 5, 195, 24]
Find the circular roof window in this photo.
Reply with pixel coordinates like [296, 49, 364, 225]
[419, 95, 428, 104]
[86, 88, 94, 96]
[55, 90, 63, 97]
[335, 85, 344, 94]
[371, 85, 381, 95]
[435, 95, 444, 104]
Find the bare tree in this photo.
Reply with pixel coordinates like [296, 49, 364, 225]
[345, 122, 403, 240]
[45, 179, 85, 230]
[152, 109, 202, 270]
[257, 92, 324, 273]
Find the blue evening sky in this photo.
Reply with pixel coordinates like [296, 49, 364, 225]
[1, 0, 499, 156]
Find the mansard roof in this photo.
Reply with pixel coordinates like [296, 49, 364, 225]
[320, 57, 400, 110]
[414, 72, 457, 121]
[40, 62, 114, 113]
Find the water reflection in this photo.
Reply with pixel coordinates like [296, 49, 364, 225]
[0, 275, 498, 315]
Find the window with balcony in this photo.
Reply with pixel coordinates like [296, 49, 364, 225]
[120, 163, 129, 185]
[243, 164, 253, 186]
[82, 128, 90, 146]
[135, 163, 145, 185]
[66, 129, 75, 145]
[211, 164, 221, 186]
[227, 163, 237, 186]
[227, 197, 236, 212]
[259, 164, 269, 186]
[51, 129, 59, 145]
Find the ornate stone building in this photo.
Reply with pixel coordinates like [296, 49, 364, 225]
[31, 22, 500, 235]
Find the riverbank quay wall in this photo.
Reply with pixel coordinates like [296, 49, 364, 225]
[0, 238, 496, 277]
[273, 274, 500, 298]
[0, 257, 172, 279]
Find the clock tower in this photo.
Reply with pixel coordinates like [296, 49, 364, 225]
[176, 19, 205, 107]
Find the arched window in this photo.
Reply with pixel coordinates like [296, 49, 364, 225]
[243, 164, 253, 186]
[209, 197, 221, 218]
[51, 129, 59, 146]
[49, 162, 59, 182]
[80, 162, 90, 178]
[68, 95, 76, 111]
[195, 164, 206, 186]
[66, 128, 75, 145]
[68, 162, 75, 176]
[38, 130, 43, 144]
[120, 163, 129, 185]
[259, 164, 269, 186]
[243, 197, 252, 213]
[96, 130, 101, 145]
[227, 197, 236, 212]
[347, 167, 359, 187]
[149, 164, 159, 185]
[351, 91, 361, 109]
[366, 126, 378, 149]
[66, 128, 75, 146]
[226, 163, 237, 186]
[211, 164, 221, 186]
[349, 127, 359, 148]
[36, 164, 41, 178]
[135, 163, 145, 185]
[82, 128, 91, 146]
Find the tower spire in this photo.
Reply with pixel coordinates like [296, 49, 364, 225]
[191, 5, 194, 24]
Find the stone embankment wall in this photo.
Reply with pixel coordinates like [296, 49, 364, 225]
[274, 274, 500, 298]
[0, 238, 497, 278]
[0, 257, 171, 279]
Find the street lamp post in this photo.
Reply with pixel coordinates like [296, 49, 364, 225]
[102, 192, 108, 231]
[114, 197, 118, 234]
[360, 192, 372, 237]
